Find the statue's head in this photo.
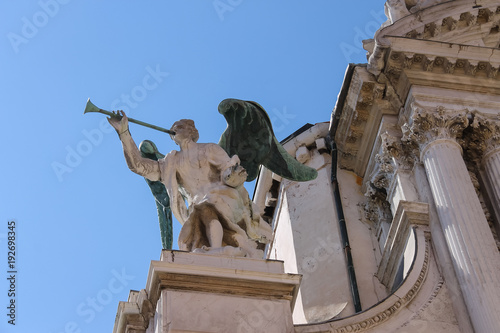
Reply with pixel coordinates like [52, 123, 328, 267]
[170, 119, 199, 145]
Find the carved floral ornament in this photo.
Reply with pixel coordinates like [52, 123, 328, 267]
[402, 106, 469, 148]
[469, 112, 500, 157]
[366, 107, 500, 190]
[369, 131, 415, 192]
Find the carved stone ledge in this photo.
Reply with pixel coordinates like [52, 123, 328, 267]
[381, 2, 500, 43]
[335, 67, 388, 173]
[295, 226, 432, 333]
[115, 251, 301, 333]
[113, 289, 153, 333]
[386, 49, 500, 85]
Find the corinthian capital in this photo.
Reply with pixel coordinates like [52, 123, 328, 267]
[469, 112, 500, 158]
[402, 106, 468, 149]
[367, 130, 416, 193]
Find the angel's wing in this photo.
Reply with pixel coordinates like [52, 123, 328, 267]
[139, 140, 173, 250]
[218, 99, 318, 182]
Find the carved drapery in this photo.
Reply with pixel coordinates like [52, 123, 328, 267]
[403, 106, 500, 333]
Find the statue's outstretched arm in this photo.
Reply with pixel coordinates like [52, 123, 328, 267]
[108, 111, 161, 181]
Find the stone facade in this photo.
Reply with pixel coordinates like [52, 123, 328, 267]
[113, 1, 500, 332]
[261, 0, 500, 332]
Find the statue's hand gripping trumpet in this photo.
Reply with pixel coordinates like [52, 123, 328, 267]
[85, 98, 317, 258]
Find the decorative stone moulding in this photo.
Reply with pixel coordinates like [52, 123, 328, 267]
[377, 201, 429, 289]
[368, 0, 500, 75]
[403, 106, 469, 151]
[385, 46, 500, 79]
[294, 205, 435, 333]
[113, 251, 301, 333]
[335, 67, 398, 175]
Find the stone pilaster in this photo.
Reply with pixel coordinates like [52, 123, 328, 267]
[404, 106, 500, 333]
[369, 130, 418, 215]
[473, 115, 500, 229]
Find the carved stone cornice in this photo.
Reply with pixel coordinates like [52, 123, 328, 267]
[394, 52, 499, 79]
[335, 67, 390, 174]
[368, 1, 500, 78]
[113, 289, 153, 333]
[377, 1, 500, 47]
[402, 106, 469, 155]
[379, 36, 500, 105]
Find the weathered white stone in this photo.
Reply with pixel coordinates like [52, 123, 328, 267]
[114, 251, 300, 333]
[296, 146, 311, 164]
[410, 110, 500, 332]
[267, 147, 354, 323]
[377, 201, 429, 288]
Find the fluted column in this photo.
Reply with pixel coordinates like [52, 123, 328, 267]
[477, 116, 500, 224]
[405, 107, 500, 333]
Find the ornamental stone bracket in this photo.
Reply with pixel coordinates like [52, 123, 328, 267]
[387, 4, 500, 46]
[381, 38, 500, 100]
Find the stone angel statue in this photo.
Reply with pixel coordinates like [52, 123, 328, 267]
[107, 98, 317, 258]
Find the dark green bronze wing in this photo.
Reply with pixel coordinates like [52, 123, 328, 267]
[139, 140, 173, 250]
[218, 99, 317, 182]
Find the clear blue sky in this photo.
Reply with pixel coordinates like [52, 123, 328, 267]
[0, 1, 385, 332]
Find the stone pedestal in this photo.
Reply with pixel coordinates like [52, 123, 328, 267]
[113, 251, 301, 333]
